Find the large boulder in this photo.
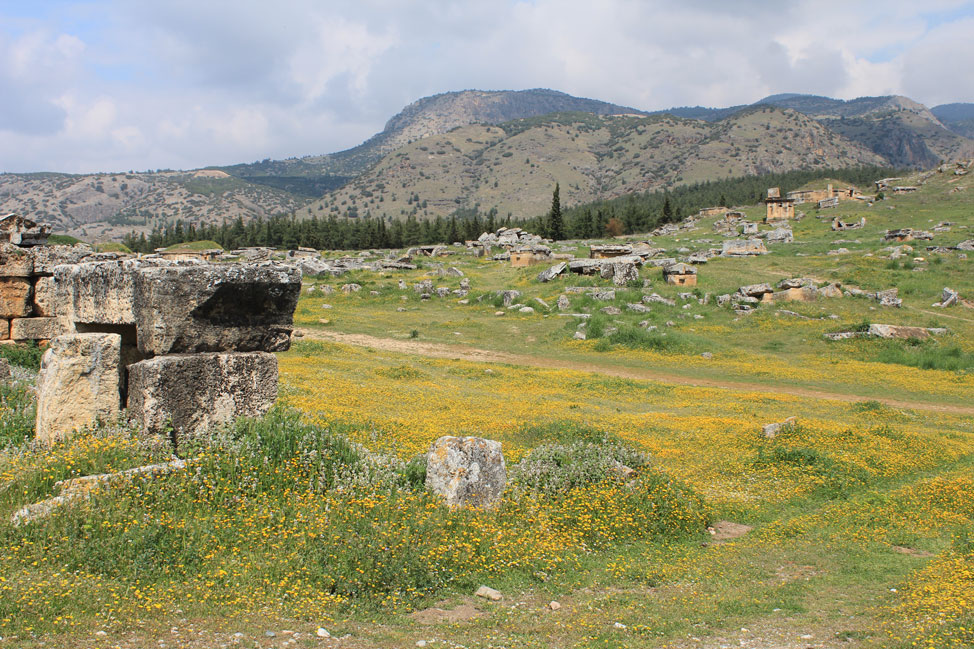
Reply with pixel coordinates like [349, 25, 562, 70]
[612, 262, 639, 286]
[132, 263, 300, 354]
[127, 351, 279, 442]
[35, 334, 122, 443]
[426, 436, 506, 509]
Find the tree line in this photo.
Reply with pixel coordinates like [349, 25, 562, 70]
[122, 165, 900, 252]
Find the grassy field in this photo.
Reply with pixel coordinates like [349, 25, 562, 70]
[0, 167, 971, 648]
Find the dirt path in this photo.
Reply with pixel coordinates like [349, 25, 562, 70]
[298, 329, 974, 415]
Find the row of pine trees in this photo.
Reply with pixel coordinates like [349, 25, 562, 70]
[122, 165, 898, 253]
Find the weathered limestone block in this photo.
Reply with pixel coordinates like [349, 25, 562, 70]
[35, 334, 122, 443]
[10, 317, 62, 341]
[54, 260, 142, 325]
[0, 278, 32, 318]
[721, 239, 768, 256]
[0, 319, 9, 340]
[425, 436, 506, 509]
[0, 244, 33, 277]
[133, 263, 300, 354]
[127, 352, 278, 440]
[32, 276, 57, 316]
[29, 244, 94, 275]
[612, 262, 639, 286]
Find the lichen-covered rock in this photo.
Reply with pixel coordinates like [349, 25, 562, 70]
[35, 334, 122, 443]
[127, 351, 278, 442]
[426, 436, 506, 509]
[0, 243, 33, 277]
[133, 263, 300, 354]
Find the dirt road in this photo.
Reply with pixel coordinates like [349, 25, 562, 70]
[298, 329, 974, 416]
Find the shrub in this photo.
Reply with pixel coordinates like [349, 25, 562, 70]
[510, 439, 652, 496]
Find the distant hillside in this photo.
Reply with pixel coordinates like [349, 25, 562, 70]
[932, 103, 974, 139]
[298, 106, 886, 221]
[219, 89, 648, 189]
[0, 170, 310, 241]
[655, 94, 973, 167]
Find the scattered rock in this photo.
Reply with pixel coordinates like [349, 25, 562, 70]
[426, 436, 506, 509]
[557, 295, 570, 311]
[762, 416, 797, 438]
[549, 601, 562, 611]
[475, 586, 503, 601]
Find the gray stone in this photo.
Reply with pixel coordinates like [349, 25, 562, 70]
[28, 244, 94, 274]
[498, 290, 521, 307]
[475, 586, 503, 601]
[557, 295, 570, 311]
[133, 263, 300, 354]
[341, 283, 361, 293]
[763, 417, 797, 439]
[721, 239, 768, 256]
[611, 262, 639, 287]
[626, 303, 651, 313]
[600, 306, 622, 315]
[537, 262, 567, 283]
[127, 351, 278, 442]
[435, 287, 451, 298]
[589, 289, 615, 301]
[766, 227, 794, 244]
[426, 436, 506, 509]
[518, 306, 535, 314]
[35, 334, 122, 443]
[54, 260, 143, 326]
[0, 244, 33, 277]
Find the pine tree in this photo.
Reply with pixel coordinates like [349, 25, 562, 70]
[548, 183, 564, 241]
[662, 195, 673, 222]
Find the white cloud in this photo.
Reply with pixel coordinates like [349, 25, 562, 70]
[1, 0, 972, 173]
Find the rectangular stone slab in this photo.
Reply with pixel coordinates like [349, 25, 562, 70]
[10, 317, 62, 341]
[132, 263, 300, 354]
[0, 277, 32, 318]
[54, 260, 142, 325]
[35, 333, 122, 444]
[127, 352, 278, 442]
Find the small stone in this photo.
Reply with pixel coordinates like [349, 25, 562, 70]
[416, 641, 427, 648]
[549, 601, 561, 611]
[264, 631, 277, 638]
[475, 585, 503, 601]
[495, 311, 505, 316]
[316, 628, 331, 638]
[613, 622, 627, 629]
[95, 630, 108, 637]
[573, 331, 586, 340]
[701, 352, 713, 359]
[518, 306, 535, 314]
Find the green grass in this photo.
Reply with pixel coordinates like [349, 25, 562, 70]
[93, 241, 132, 253]
[873, 340, 974, 371]
[0, 342, 44, 370]
[164, 239, 223, 251]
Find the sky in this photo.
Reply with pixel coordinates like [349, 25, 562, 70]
[2, 0, 973, 174]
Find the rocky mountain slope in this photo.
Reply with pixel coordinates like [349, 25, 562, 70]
[299, 106, 886, 221]
[2, 89, 971, 240]
[662, 94, 974, 167]
[932, 103, 974, 139]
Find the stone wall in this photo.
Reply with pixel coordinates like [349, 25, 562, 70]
[0, 242, 111, 343]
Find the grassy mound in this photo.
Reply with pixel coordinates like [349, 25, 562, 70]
[93, 242, 132, 253]
[164, 240, 224, 251]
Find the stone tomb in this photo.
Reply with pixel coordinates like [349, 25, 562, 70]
[36, 259, 301, 444]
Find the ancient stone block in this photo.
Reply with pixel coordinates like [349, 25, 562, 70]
[0, 277, 32, 318]
[0, 319, 8, 340]
[426, 436, 506, 509]
[127, 352, 278, 441]
[0, 244, 33, 277]
[133, 263, 300, 354]
[721, 239, 768, 256]
[33, 276, 57, 316]
[35, 334, 122, 443]
[10, 317, 62, 341]
[29, 244, 94, 275]
[54, 260, 141, 325]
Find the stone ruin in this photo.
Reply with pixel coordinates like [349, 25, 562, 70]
[35, 259, 301, 445]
